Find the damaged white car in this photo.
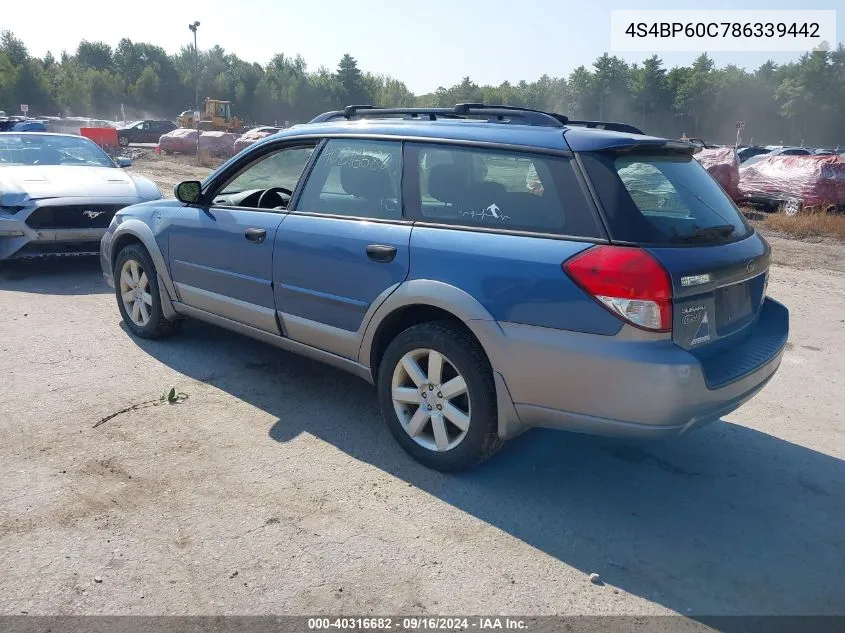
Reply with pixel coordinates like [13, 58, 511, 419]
[0, 133, 161, 260]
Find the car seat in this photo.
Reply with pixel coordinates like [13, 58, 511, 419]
[339, 162, 398, 219]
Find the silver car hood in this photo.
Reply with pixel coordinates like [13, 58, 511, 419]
[0, 165, 160, 204]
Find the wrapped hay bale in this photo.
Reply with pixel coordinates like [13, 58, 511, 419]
[739, 154, 845, 212]
[158, 128, 198, 154]
[694, 147, 741, 201]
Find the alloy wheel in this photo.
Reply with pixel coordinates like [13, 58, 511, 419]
[119, 259, 153, 327]
[391, 348, 471, 452]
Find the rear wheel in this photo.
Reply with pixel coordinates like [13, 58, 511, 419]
[114, 244, 181, 339]
[118, 136, 129, 147]
[378, 321, 502, 471]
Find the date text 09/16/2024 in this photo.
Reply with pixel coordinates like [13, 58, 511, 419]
[307, 617, 528, 630]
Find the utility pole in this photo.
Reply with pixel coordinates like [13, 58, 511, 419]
[189, 21, 201, 161]
[189, 21, 200, 113]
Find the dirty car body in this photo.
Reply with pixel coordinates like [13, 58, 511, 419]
[100, 105, 789, 470]
[0, 133, 161, 260]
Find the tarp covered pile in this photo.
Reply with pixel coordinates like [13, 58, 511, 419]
[158, 129, 237, 157]
[198, 131, 237, 157]
[694, 147, 740, 201]
[738, 154, 845, 208]
[234, 129, 276, 153]
[158, 129, 198, 154]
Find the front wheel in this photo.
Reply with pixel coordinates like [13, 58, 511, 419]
[114, 244, 182, 339]
[118, 136, 129, 147]
[378, 321, 502, 471]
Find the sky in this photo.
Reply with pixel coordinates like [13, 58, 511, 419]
[3, 0, 843, 94]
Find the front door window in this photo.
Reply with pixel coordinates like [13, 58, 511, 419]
[213, 145, 316, 210]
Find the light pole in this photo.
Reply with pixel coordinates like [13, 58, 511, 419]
[188, 21, 200, 114]
[188, 21, 200, 160]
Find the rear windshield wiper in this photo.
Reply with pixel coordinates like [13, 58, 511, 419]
[674, 224, 736, 243]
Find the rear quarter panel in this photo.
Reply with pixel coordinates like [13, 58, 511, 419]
[409, 227, 623, 335]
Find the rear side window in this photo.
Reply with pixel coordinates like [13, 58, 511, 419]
[406, 143, 604, 237]
[580, 152, 752, 245]
[296, 139, 402, 220]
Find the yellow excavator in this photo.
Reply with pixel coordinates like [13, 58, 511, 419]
[178, 99, 243, 132]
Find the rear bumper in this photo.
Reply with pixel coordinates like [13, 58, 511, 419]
[514, 353, 779, 438]
[491, 298, 788, 437]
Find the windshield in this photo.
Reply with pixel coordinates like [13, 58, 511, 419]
[0, 134, 115, 168]
[580, 151, 751, 245]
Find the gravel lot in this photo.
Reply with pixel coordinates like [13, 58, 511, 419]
[0, 154, 843, 617]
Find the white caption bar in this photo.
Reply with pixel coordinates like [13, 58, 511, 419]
[611, 10, 837, 52]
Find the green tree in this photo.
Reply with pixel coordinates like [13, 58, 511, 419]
[336, 53, 366, 105]
[75, 41, 113, 71]
[592, 53, 630, 120]
[567, 66, 594, 118]
[0, 31, 28, 66]
[629, 55, 670, 129]
[674, 53, 716, 134]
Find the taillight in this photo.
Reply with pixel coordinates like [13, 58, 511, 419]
[563, 245, 673, 332]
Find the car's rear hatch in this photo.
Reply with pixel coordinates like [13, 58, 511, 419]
[579, 148, 788, 385]
[648, 236, 769, 354]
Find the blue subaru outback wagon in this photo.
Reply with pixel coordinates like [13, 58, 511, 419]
[100, 104, 789, 470]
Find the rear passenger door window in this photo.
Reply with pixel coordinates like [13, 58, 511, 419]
[295, 139, 402, 220]
[406, 143, 602, 237]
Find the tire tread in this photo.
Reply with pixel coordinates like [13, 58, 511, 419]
[378, 320, 503, 470]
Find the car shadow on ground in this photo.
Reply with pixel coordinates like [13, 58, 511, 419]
[131, 319, 845, 617]
[0, 257, 109, 295]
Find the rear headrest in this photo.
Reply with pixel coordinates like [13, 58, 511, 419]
[428, 164, 467, 204]
[462, 180, 508, 209]
[340, 164, 394, 199]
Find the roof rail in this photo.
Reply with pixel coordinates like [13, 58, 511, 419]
[310, 104, 569, 128]
[566, 120, 645, 135]
[309, 105, 646, 135]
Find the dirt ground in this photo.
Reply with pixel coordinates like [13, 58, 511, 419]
[127, 152, 217, 200]
[0, 154, 844, 617]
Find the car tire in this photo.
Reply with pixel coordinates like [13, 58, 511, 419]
[118, 136, 129, 147]
[377, 321, 503, 471]
[114, 244, 182, 339]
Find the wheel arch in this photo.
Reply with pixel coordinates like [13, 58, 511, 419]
[359, 279, 502, 380]
[360, 280, 526, 442]
[111, 220, 176, 299]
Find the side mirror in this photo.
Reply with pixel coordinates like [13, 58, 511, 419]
[175, 180, 202, 204]
[116, 157, 132, 168]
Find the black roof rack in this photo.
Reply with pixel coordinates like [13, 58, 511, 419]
[566, 120, 645, 135]
[311, 104, 569, 128]
[309, 104, 645, 135]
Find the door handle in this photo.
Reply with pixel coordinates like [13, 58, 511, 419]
[366, 244, 397, 263]
[244, 228, 267, 244]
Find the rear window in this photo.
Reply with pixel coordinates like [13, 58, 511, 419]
[405, 143, 604, 237]
[580, 152, 752, 245]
